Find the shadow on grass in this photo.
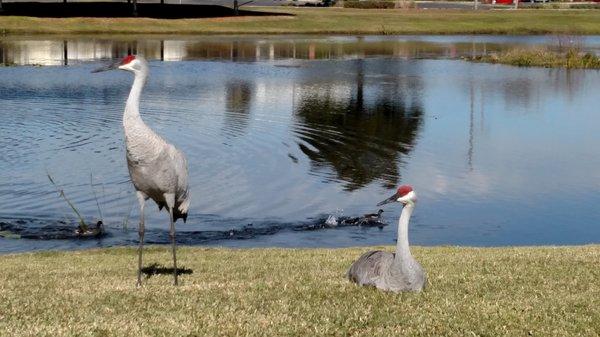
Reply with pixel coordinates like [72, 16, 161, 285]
[0, 2, 290, 19]
[141, 263, 193, 279]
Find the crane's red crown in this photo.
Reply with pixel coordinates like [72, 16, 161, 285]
[397, 185, 413, 197]
[121, 55, 136, 65]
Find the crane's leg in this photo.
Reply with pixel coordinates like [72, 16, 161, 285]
[165, 193, 178, 286]
[136, 191, 147, 287]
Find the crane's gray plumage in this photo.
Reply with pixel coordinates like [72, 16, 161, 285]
[124, 107, 190, 222]
[98, 55, 190, 286]
[347, 186, 426, 292]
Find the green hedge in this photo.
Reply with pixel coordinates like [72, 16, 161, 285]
[343, 0, 396, 9]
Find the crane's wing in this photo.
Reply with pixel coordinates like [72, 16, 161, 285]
[347, 250, 394, 287]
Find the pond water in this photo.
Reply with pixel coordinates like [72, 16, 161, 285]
[1, 35, 599, 253]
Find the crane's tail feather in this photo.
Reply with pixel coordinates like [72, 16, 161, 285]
[173, 208, 188, 223]
[174, 197, 190, 223]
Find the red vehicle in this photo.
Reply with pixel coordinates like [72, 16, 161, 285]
[492, 0, 537, 3]
[493, 0, 599, 3]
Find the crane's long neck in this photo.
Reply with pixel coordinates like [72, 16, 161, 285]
[124, 71, 148, 124]
[394, 203, 415, 264]
[122, 68, 164, 161]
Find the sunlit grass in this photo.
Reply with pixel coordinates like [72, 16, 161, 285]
[2, 8, 600, 35]
[1, 245, 599, 336]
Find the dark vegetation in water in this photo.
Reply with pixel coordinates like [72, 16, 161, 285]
[0, 213, 387, 243]
[0, 2, 286, 19]
[469, 48, 600, 69]
[47, 173, 107, 238]
[47, 173, 88, 230]
[0, 219, 107, 240]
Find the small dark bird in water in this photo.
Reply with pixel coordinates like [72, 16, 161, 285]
[75, 220, 104, 237]
[362, 209, 384, 223]
[342, 209, 385, 227]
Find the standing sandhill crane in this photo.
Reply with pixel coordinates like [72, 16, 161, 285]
[347, 185, 426, 292]
[94, 55, 190, 286]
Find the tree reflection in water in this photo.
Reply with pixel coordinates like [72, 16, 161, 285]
[222, 80, 253, 139]
[293, 59, 424, 191]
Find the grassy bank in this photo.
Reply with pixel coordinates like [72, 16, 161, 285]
[1, 245, 599, 336]
[2, 8, 600, 35]
[470, 48, 600, 68]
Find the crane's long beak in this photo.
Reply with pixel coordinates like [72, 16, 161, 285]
[91, 61, 119, 73]
[377, 193, 398, 207]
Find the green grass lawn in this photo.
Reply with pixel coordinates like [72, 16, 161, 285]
[1, 245, 599, 336]
[2, 8, 600, 35]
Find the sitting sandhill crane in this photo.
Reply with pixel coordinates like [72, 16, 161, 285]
[347, 185, 426, 292]
[94, 55, 190, 286]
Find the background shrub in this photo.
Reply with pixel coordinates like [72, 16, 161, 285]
[344, 0, 396, 9]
